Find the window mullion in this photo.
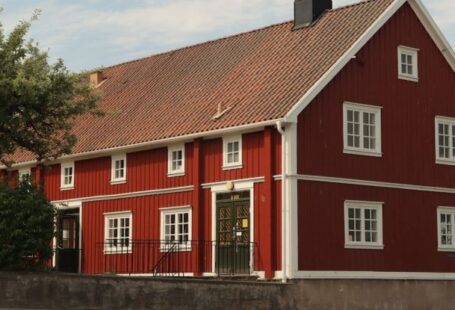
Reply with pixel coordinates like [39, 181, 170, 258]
[360, 112, 365, 150]
[451, 214, 455, 246]
[360, 208, 366, 243]
[451, 125, 455, 160]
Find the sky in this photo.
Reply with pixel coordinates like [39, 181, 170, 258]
[0, 0, 454, 72]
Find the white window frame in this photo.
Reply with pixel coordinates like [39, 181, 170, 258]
[437, 207, 455, 252]
[104, 211, 132, 254]
[168, 145, 185, 176]
[344, 200, 384, 250]
[435, 116, 455, 165]
[343, 102, 382, 157]
[60, 162, 75, 190]
[111, 154, 127, 184]
[223, 135, 243, 170]
[160, 206, 192, 252]
[398, 45, 419, 82]
[18, 168, 31, 182]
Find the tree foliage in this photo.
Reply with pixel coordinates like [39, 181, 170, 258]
[0, 178, 56, 271]
[0, 10, 100, 165]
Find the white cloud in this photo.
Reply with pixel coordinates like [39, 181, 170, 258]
[0, 0, 453, 71]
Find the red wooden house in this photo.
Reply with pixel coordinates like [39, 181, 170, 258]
[3, 0, 455, 281]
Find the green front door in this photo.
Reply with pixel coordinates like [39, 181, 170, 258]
[216, 191, 250, 275]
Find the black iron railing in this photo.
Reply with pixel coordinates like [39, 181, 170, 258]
[96, 240, 257, 277]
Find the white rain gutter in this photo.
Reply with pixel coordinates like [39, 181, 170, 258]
[276, 121, 287, 283]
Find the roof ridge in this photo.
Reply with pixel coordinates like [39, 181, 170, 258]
[98, 20, 293, 72]
[330, 0, 384, 13]
[95, 0, 387, 73]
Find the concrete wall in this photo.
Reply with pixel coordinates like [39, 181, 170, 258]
[1, 273, 455, 309]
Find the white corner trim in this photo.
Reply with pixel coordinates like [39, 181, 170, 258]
[297, 174, 455, 195]
[295, 271, 455, 280]
[51, 185, 194, 204]
[201, 177, 264, 189]
[285, 0, 406, 121]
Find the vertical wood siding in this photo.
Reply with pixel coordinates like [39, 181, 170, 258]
[297, 4, 455, 272]
[298, 181, 455, 272]
[41, 128, 284, 275]
[298, 3, 455, 186]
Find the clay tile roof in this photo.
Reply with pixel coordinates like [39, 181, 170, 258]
[12, 0, 394, 163]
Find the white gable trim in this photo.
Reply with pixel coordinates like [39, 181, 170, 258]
[285, 0, 406, 122]
[286, 0, 455, 122]
[408, 0, 455, 72]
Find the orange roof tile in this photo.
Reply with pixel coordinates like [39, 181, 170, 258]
[12, 0, 394, 163]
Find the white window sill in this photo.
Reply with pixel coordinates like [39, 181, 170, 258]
[398, 75, 418, 82]
[168, 172, 185, 177]
[103, 249, 132, 255]
[345, 244, 384, 250]
[343, 149, 382, 157]
[60, 186, 74, 191]
[436, 159, 455, 166]
[222, 164, 243, 171]
[111, 179, 127, 185]
[160, 245, 192, 253]
[438, 247, 455, 252]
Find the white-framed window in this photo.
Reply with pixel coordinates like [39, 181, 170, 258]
[344, 200, 384, 250]
[168, 145, 185, 176]
[343, 102, 382, 156]
[223, 135, 242, 169]
[18, 168, 31, 182]
[104, 212, 132, 253]
[398, 46, 419, 81]
[437, 207, 455, 251]
[160, 206, 192, 251]
[60, 162, 75, 190]
[435, 116, 455, 165]
[111, 154, 127, 183]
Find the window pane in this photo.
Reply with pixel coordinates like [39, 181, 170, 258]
[401, 64, 407, 74]
[401, 54, 407, 63]
[407, 55, 412, 65]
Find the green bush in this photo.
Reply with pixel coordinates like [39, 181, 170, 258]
[0, 178, 56, 271]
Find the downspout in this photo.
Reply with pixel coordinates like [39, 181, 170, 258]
[276, 121, 287, 283]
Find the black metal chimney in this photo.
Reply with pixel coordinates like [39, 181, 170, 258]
[294, 0, 332, 29]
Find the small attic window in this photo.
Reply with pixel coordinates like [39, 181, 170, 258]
[398, 46, 419, 82]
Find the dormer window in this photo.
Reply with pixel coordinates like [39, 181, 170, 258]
[168, 145, 185, 176]
[398, 46, 419, 81]
[111, 154, 127, 184]
[61, 162, 75, 190]
[223, 135, 242, 169]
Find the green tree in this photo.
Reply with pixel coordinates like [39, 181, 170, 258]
[0, 12, 101, 271]
[0, 178, 56, 270]
[0, 10, 100, 166]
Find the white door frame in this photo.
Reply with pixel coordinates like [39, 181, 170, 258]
[53, 200, 83, 273]
[210, 180, 255, 274]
